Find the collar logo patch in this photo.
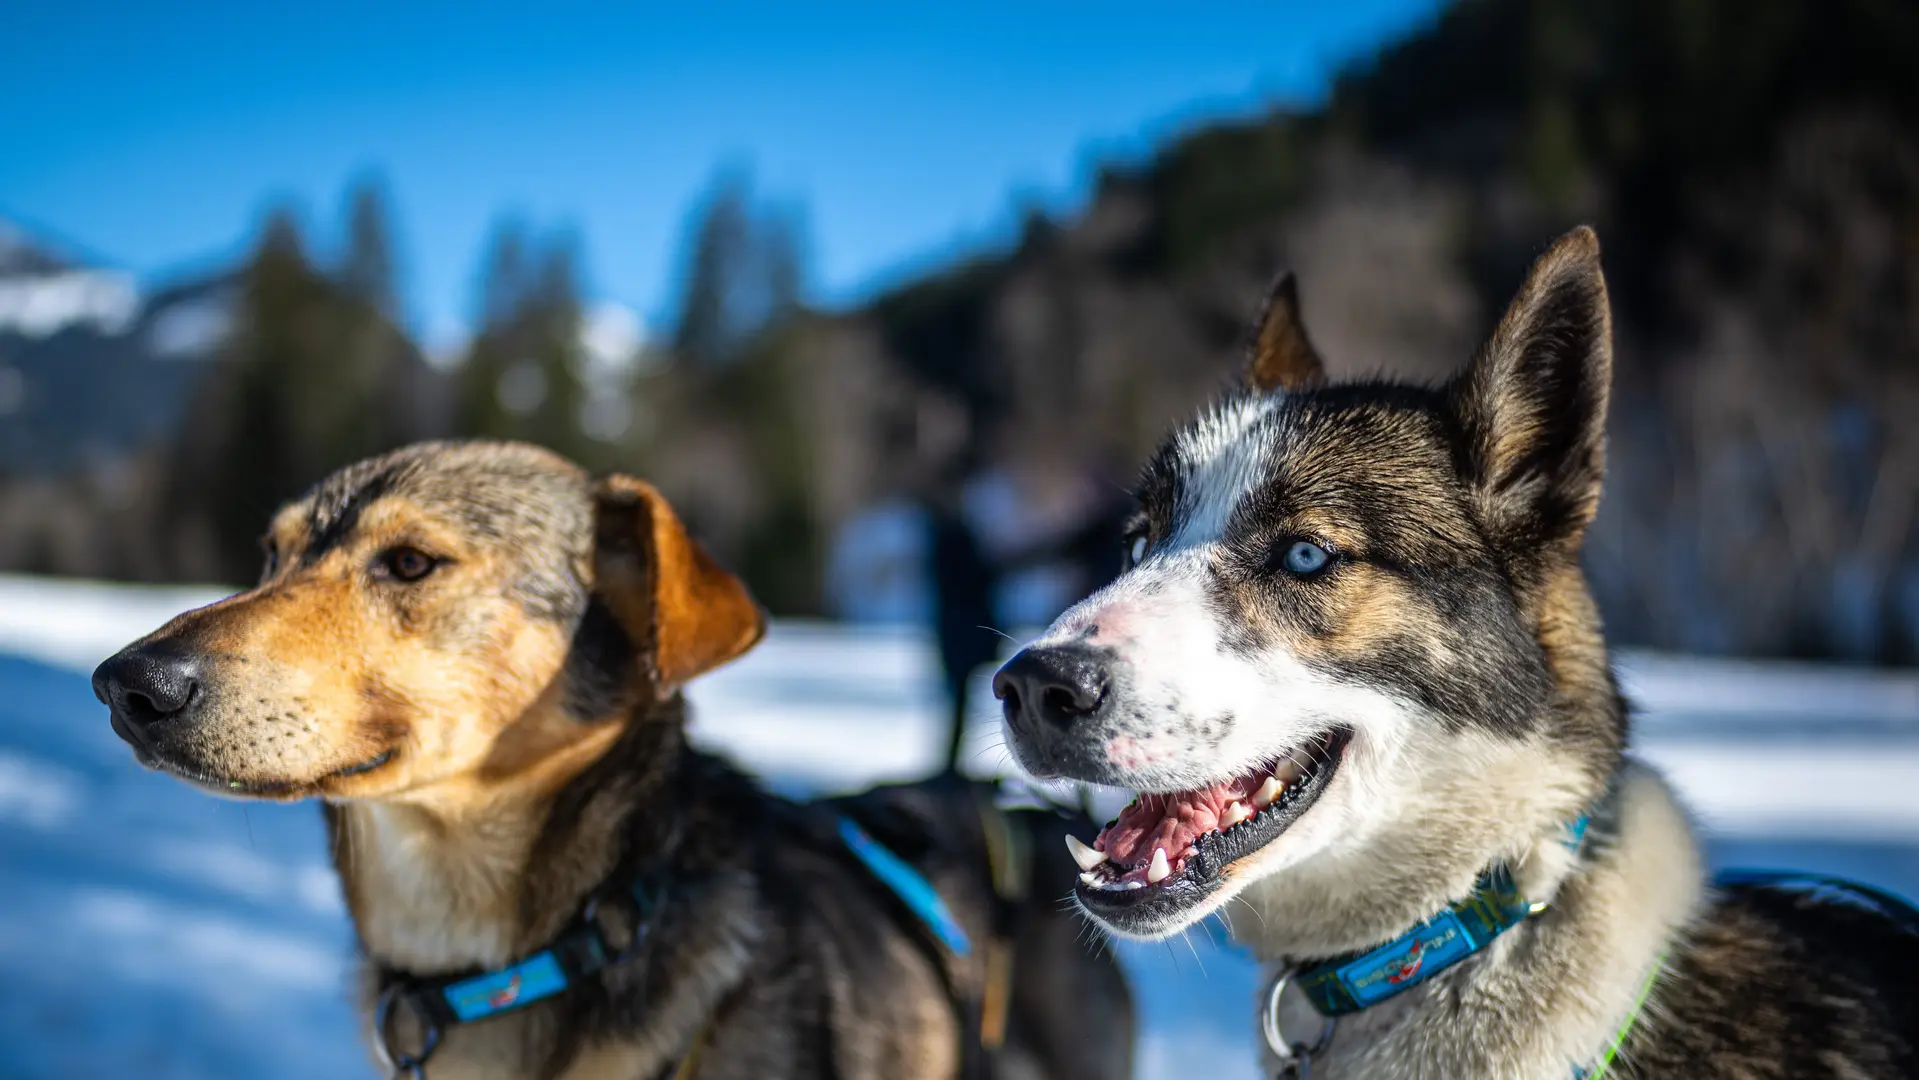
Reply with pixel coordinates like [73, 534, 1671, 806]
[1386, 938, 1426, 985]
[488, 972, 523, 1009]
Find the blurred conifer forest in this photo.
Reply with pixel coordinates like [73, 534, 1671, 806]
[3, 0, 1918, 662]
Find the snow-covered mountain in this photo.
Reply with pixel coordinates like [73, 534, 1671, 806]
[0, 217, 79, 277]
[0, 218, 234, 474]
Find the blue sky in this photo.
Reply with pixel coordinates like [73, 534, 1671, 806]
[0, 2, 1439, 345]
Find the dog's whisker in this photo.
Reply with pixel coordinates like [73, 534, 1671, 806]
[1161, 938, 1185, 977]
[1180, 927, 1207, 977]
[1227, 893, 1269, 931]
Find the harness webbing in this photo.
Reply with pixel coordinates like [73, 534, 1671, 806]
[837, 815, 974, 956]
[377, 795, 1018, 1080]
[1575, 950, 1666, 1080]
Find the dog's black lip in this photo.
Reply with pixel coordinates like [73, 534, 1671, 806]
[1074, 727, 1352, 918]
[139, 748, 394, 798]
[145, 755, 292, 797]
[328, 749, 395, 779]
[108, 710, 151, 753]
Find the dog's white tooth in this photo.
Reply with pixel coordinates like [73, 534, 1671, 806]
[1253, 776, 1284, 807]
[1065, 834, 1108, 871]
[1078, 870, 1099, 885]
[1147, 847, 1172, 884]
[1222, 801, 1252, 828]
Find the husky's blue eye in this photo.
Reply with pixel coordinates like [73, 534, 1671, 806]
[1279, 540, 1331, 576]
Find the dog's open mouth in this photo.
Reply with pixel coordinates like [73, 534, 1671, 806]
[1071, 728, 1350, 911]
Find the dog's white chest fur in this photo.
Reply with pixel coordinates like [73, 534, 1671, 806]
[341, 802, 527, 971]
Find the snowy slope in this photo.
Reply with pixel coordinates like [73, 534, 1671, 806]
[3, 575, 1917, 1078]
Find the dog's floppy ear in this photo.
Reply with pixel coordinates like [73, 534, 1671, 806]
[1449, 226, 1612, 552]
[1245, 272, 1326, 393]
[593, 475, 766, 693]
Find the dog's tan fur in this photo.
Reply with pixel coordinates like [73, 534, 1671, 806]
[98, 442, 1132, 1080]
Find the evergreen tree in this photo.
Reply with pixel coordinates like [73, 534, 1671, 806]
[166, 200, 430, 581]
[340, 177, 399, 318]
[519, 237, 591, 459]
[167, 211, 323, 578]
[454, 220, 531, 441]
[453, 220, 595, 464]
[669, 168, 806, 367]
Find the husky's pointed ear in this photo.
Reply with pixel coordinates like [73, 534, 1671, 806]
[1245, 272, 1326, 393]
[593, 475, 765, 693]
[1450, 227, 1612, 551]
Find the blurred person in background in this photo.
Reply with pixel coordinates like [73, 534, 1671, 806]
[924, 453, 1003, 775]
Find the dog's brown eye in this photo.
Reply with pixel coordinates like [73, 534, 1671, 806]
[377, 547, 438, 583]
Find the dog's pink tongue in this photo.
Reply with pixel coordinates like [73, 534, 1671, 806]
[1096, 786, 1231, 866]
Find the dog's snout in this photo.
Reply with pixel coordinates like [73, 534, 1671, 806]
[94, 645, 202, 741]
[994, 646, 1108, 731]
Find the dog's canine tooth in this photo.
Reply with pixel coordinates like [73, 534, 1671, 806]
[1222, 801, 1252, 828]
[1146, 847, 1172, 884]
[1253, 775, 1283, 807]
[1065, 834, 1108, 871]
[1078, 870, 1100, 886]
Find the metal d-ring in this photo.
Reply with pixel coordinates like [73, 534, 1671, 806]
[583, 890, 651, 966]
[375, 983, 441, 1080]
[1262, 968, 1336, 1078]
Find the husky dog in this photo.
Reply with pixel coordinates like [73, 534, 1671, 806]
[996, 229, 1919, 1078]
[94, 441, 1132, 1080]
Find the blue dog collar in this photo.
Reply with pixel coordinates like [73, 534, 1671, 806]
[375, 871, 663, 1076]
[1278, 826, 1919, 1079]
[1293, 814, 1588, 1017]
[440, 950, 575, 1022]
[1293, 862, 1535, 1014]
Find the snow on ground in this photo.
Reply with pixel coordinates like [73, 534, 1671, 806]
[3, 574, 1918, 1078]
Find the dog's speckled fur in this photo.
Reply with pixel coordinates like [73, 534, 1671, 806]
[998, 230, 1919, 1078]
[97, 441, 1132, 1080]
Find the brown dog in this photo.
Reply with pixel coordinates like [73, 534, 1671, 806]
[94, 441, 1132, 1080]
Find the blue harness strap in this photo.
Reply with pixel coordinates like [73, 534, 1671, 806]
[837, 814, 974, 958]
[1713, 869, 1919, 934]
[377, 805, 985, 1078]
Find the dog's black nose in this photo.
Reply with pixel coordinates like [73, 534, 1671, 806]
[93, 645, 201, 742]
[994, 646, 1108, 730]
